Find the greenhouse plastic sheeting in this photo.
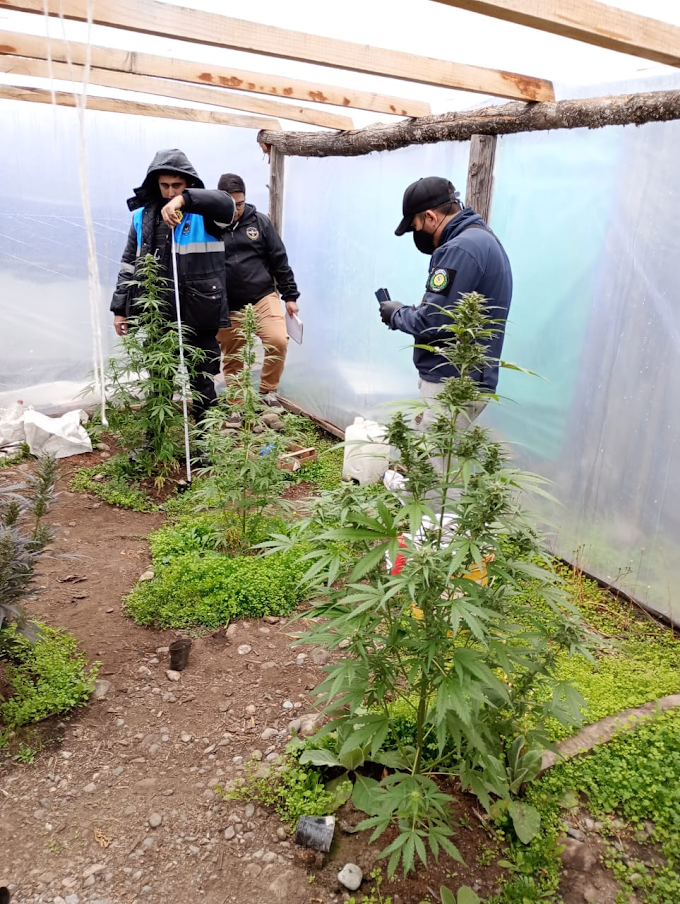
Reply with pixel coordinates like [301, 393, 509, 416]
[280, 106, 680, 623]
[0, 99, 270, 411]
[279, 141, 470, 426]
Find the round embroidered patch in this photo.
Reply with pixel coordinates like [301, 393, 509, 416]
[430, 269, 448, 290]
[246, 226, 260, 240]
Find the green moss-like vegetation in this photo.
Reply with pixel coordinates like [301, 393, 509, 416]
[0, 624, 98, 734]
[70, 455, 156, 512]
[124, 512, 308, 629]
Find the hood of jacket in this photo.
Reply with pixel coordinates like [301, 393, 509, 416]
[127, 149, 204, 212]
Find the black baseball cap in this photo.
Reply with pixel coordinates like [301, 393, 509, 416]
[395, 176, 459, 236]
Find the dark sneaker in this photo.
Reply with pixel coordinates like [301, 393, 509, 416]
[260, 391, 284, 413]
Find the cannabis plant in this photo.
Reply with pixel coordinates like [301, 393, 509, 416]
[0, 455, 58, 649]
[195, 304, 289, 551]
[105, 254, 202, 484]
[265, 294, 595, 876]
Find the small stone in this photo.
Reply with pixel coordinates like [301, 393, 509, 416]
[139, 570, 155, 582]
[232, 756, 244, 766]
[224, 826, 236, 840]
[338, 863, 363, 891]
[276, 827, 287, 841]
[148, 744, 160, 756]
[288, 718, 302, 735]
[219, 701, 232, 713]
[39, 797, 52, 808]
[148, 813, 163, 828]
[629, 873, 644, 888]
[82, 864, 105, 879]
[83, 875, 96, 888]
[262, 851, 277, 864]
[180, 732, 192, 743]
[260, 660, 277, 670]
[156, 646, 169, 655]
[567, 826, 585, 841]
[112, 765, 124, 776]
[162, 692, 177, 703]
[282, 701, 294, 710]
[259, 626, 270, 634]
[251, 749, 263, 761]
[83, 782, 96, 793]
[137, 665, 152, 676]
[312, 649, 332, 666]
[226, 624, 237, 637]
[166, 670, 181, 682]
[93, 679, 112, 700]
[295, 653, 307, 665]
[244, 803, 255, 818]
[65, 896, 80, 904]
[266, 752, 280, 763]
[584, 817, 597, 832]
[237, 644, 252, 655]
[245, 704, 257, 716]
[261, 727, 278, 741]
[560, 838, 599, 872]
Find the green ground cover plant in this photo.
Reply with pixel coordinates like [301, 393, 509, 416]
[0, 624, 98, 737]
[69, 454, 156, 512]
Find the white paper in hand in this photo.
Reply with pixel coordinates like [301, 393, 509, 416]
[285, 311, 304, 345]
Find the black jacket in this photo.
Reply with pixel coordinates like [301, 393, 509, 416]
[222, 204, 299, 311]
[111, 149, 235, 332]
[391, 208, 513, 392]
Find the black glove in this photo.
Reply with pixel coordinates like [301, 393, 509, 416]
[379, 300, 403, 328]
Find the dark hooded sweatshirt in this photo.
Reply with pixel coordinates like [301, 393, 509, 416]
[390, 207, 513, 393]
[222, 204, 299, 311]
[110, 149, 235, 332]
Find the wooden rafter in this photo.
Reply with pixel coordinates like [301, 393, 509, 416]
[0, 0, 555, 102]
[0, 30, 431, 118]
[432, 0, 680, 68]
[257, 89, 680, 156]
[0, 84, 281, 129]
[0, 54, 355, 129]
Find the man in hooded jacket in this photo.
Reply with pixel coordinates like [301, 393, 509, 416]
[111, 149, 235, 422]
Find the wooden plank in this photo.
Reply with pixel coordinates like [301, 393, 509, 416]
[433, 0, 680, 68]
[0, 29, 431, 118]
[0, 84, 282, 129]
[257, 88, 680, 157]
[465, 134, 496, 222]
[0, 54, 354, 129]
[0, 0, 555, 102]
[268, 146, 285, 235]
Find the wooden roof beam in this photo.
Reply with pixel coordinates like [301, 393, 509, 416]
[0, 29, 431, 118]
[0, 0, 555, 102]
[0, 53, 355, 129]
[432, 0, 680, 68]
[257, 89, 680, 156]
[0, 83, 281, 129]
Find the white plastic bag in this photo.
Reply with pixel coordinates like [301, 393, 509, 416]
[0, 401, 26, 449]
[23, 409, 93, 460]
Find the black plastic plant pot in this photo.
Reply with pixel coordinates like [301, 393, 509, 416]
[0, 887, 10, 904]
[294, 815, 335, 852]
[169, 637, 192, 671]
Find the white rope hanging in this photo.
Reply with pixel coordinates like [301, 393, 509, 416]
[50, 0, 108, 425]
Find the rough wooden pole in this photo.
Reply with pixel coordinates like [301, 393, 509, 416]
[257, 89, 680, 158]
[268, 146, 285, 234]
[465, 134, 497, 221]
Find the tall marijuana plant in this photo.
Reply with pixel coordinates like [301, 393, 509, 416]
[0, 455, 58, 648]
[196, 304, 289, 551]
[265, 293, 595, 876]
[105, 254, 201, 484]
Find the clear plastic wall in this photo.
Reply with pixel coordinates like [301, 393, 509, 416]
[280, 111, 680, 623]
[1, 99, 269, 411]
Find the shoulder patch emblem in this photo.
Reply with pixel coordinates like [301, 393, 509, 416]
[182, 217, 191, 235]
[246, 226, 259, 241]
[427, 267, 455, 295]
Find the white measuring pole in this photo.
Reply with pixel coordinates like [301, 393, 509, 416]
[170, 222, 192, 483]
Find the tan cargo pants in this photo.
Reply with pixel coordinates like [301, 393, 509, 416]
[217, 293, 288, 393]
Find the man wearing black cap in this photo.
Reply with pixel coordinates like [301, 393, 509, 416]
[383, 176, 512, 427]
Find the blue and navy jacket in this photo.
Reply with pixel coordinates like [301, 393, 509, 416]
[111, 150, 234, 333]
[391, 207, 513, 393]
